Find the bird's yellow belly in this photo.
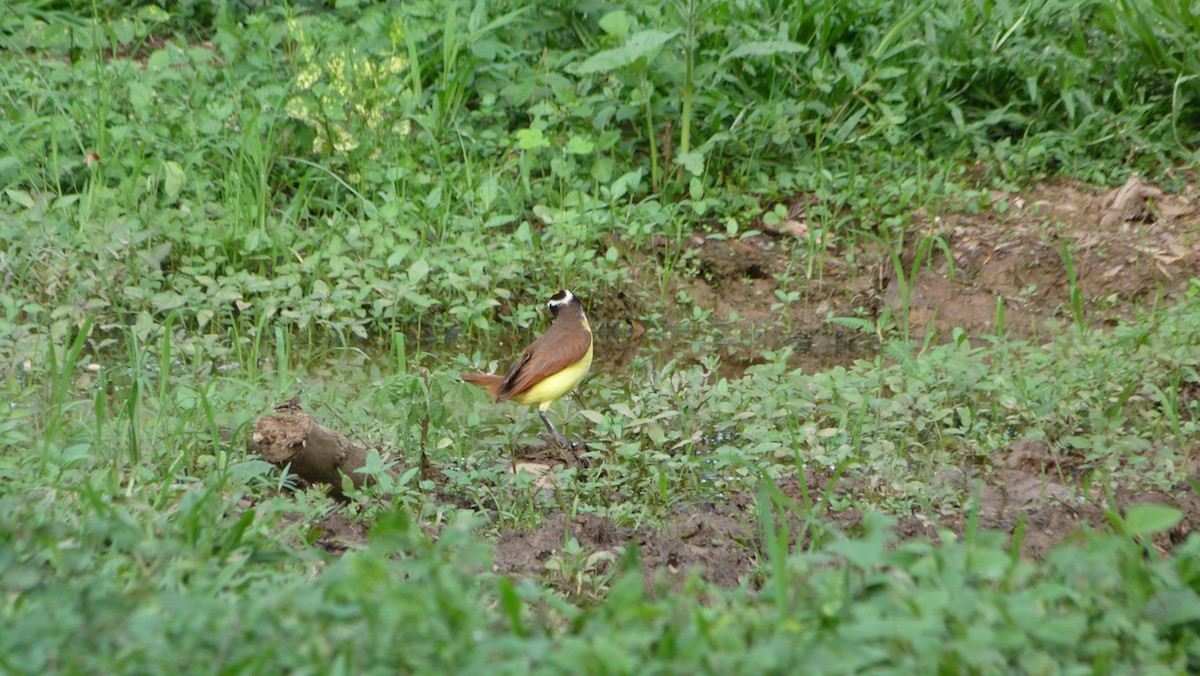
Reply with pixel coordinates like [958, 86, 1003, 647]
[510, 341, 593, 410]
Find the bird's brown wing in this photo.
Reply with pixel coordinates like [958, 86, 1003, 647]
[497, 323, 591, 401]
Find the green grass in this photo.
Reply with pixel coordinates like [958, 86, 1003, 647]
[3, 0, 1199, 355]
[5, 502, 1200, 672]
[3, 0, 1200, 671]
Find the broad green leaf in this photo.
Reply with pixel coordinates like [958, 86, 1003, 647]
[128, 81, 152, 113]
[476, 178, 499, 210]
[244, 228, 262, 251]
[147, 49, 172, 70]
[386, 245, 412, 268]
[514, 221, 532, 243]
[611, 403, 636, 418]
[531, 204, 559, 224]
[137, 5, 170, 22]
[550, 157, 571, 178]
[579, 409, 606, 424]
[598, 11, 631, 38]
[188, 45, 213, 63]
[422, 185, 442, 210]
[1123, 504, 1182, 536]
[646, 421, 666, 445]
[723, 40, 808, 62]
[874, 66, 908, 80]
[407, 258, 430, 284]
[1147, 589, 1200, 627]
[573, 30, 678, 75]
[590, 156, 614, 183]
[163, 161, 185, 200]
[675, 151, 704, 176]
[150, 291, 188, 312]
[359, 449, 384, 476]
[141, 242, 172, 267]
[5, 189, 34, 208]
[609, 169, 643, 201]
[173, 386, 199, 409]
[516, 127, 549, 150]
[52, 194, 80, 211]
[947, 101, 965, 130]
[110, 18, 135, 45]
[227, 460, 275, 484]
[565, 136, 594, 155]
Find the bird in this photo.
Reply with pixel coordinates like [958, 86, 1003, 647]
[461, 290, 593, 447]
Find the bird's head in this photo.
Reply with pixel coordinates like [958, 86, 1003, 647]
[547, 289, 580, 319]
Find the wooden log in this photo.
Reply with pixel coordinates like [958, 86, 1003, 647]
[252, 398, 370, 499]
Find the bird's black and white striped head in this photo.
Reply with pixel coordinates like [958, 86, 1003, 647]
[547, 289, 583, 319]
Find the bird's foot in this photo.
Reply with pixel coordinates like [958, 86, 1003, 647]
[544, 432, 588, 452]
[542, 434, 589, 468]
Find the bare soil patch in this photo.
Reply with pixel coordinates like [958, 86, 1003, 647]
[487, 447, 1200, 590]
[491, 503, 756, 591]
[940, 439, 1200, 558]
[608, 176, 1200, 375]
[312, 510, 371, 554]
[295, 434, 1200, 590]
[895, 177, 1199, 337]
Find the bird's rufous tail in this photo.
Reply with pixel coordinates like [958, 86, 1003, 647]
[461, 373, 503, 400]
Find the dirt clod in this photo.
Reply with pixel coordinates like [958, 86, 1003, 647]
[491, 503, 756, 591]
[1100, 175, 1165, 227]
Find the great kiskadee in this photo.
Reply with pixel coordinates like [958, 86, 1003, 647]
[461, 290, 593, 447]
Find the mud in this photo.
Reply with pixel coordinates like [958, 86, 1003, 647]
[619, 176, 1200, 372]
[306, 439, 1200, 591]
[491, 504, 755, 591]
[893, 178, 1200, 337]
[941, 439, 1200, 558]
[310, 510, 371, 555]
[487, 445, 1200, 591]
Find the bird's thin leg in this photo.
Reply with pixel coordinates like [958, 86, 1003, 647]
[538, 409, 571, 448]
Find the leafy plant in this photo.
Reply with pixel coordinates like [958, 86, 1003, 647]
[3, 2, 1200, 672]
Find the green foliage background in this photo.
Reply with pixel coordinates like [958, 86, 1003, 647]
[3, 0, 1199, 354]
[2, 0, 1200, 671]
